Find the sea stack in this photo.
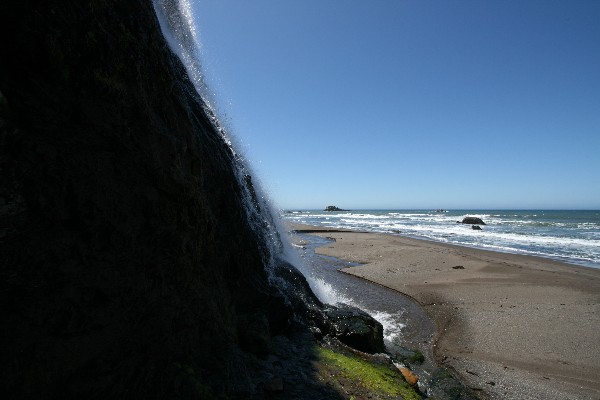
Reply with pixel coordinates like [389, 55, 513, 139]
[325, 205, 347, 211]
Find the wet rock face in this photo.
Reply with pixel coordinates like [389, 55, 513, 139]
[275, 261, 385, 354]
[0, 0, 283, 397]
[324, 304, 385, 353]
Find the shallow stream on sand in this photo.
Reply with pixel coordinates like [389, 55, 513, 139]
[291, 232, 436, 365]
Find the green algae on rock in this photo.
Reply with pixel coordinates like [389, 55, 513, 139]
[315, 346, 422, 400]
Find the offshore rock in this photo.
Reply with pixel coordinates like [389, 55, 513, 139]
[325, 205, 348, 211]
[460, 217, 486, 225]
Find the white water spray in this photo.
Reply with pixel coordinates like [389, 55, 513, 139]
[152, 0, 289, 281]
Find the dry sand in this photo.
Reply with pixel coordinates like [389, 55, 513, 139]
[290, 223, 600, 400]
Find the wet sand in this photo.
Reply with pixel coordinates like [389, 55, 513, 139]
[289, 223, 600, 400]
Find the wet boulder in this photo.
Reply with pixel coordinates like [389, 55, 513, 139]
[324, 304, 385, 353]
[274, 260, 324, 312]
[427, 368, 480, 400]
[274, 261, 385, 353]
[460, 217, 486, 225]
[273, 260, 331, 335]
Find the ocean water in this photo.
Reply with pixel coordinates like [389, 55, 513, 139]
[282, 209, 600, 269]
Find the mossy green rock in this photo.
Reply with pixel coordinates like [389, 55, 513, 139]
[316, 346, 421, 400]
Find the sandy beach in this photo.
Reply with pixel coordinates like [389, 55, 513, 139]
[290, 223, 600, 400]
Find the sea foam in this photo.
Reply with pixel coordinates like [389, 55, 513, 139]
[284, 209, 600, 268]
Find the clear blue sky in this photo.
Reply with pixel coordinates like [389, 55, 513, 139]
[191, 0, 600, 210]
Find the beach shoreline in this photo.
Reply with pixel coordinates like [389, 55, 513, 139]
[287, 223, 600, 399]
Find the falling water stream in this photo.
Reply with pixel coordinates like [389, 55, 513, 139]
[152, 0, 436, 378]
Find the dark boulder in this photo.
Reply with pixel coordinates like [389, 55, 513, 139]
[274, 260, 324, 312]
[460, 217, 486, 225]
[472, 225, 482, 230]
[427, 368, 480, 400]
[274, 261, 385, 353]
[324, 304, 385, 353]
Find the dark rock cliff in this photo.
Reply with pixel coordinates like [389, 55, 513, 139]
[0, 0, 289, 398]
[0, 1, 391, 399]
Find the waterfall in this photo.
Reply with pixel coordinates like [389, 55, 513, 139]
[152, 0, 288, 278]
[152, 0, 214, 117]
[151, 0, 355, 309]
